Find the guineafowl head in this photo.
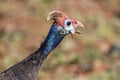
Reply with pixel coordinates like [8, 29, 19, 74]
[41, 11, 84, 56]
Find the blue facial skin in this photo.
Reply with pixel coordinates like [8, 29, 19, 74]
[40, 22, 67, 57]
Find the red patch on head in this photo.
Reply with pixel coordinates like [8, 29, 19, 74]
[55, 17, 69, 26]
[55, 17, 79, 28]
[71, 19, 78, 27]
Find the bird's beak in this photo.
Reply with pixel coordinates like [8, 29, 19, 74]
[70, 29, 83, 39]
[74, 21, 84, 35]
[76, 20, 84, 28]
[70, 20, 84, 39]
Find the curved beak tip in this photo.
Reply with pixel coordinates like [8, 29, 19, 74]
[78, 22, 84, 28]
[80, 24, 84, 28]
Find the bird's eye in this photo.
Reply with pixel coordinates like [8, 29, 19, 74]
[67, 21, 71, 26]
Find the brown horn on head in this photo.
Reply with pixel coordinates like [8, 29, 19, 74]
[47, 11, 68, 21]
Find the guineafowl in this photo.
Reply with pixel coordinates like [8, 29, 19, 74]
[0, 11, 84, 80]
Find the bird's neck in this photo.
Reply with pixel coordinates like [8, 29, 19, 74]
[0, 23, 66, 80]
[39, 23, 65, 58]
[39, 36, 55, 58]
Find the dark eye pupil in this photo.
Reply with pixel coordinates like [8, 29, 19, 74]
[67, 21, 71, 26]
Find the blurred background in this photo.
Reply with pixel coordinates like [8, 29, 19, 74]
[0, 0, 120, 80]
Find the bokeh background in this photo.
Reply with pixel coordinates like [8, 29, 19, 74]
[0, 0, 120, 80]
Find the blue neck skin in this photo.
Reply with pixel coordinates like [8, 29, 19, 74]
[40, 23, 66, 57]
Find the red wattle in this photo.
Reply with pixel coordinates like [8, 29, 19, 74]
[71, 33, 74, 39]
